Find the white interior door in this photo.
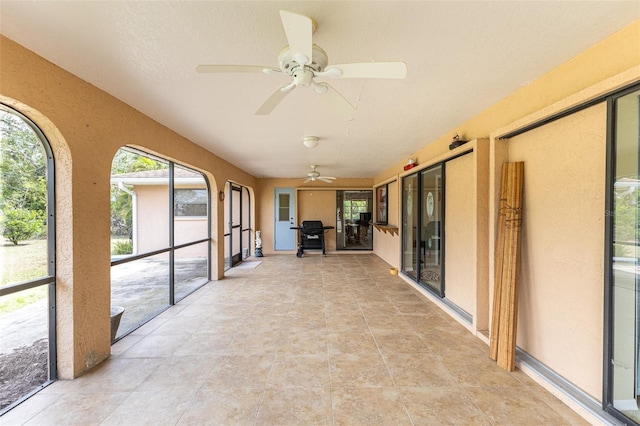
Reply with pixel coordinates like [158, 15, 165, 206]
[274, 188, 295, 250]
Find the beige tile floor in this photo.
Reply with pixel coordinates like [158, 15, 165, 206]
[2, 254, 590, 425]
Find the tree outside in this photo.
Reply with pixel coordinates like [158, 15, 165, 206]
[0, 109, 51, 413]
[1, 208, 44, 246]
[0, 112, 47, 246]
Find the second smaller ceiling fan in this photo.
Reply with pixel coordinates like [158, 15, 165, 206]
[304, 165, 335, 183]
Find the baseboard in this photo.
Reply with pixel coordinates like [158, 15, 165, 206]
[516, 349, 625, 426]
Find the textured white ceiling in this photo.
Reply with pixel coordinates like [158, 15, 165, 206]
[1, 1, 638, 179]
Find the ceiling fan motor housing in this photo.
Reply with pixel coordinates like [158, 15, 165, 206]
[292, 68, 314, 86]
[278, 44, 328, 76]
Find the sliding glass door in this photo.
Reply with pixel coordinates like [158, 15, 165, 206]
[402, 164, 444, 295]
[336, 190, 373, 250]
[420, 165, 443, 294]
[402, 174, 419, 280]
[607, 86, 640, 424]
[224, 182, 252, 269]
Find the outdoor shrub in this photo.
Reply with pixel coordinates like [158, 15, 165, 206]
[1, 208, 45, 245]
[112, 240, 133, 255]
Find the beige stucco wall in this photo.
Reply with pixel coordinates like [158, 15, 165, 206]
[0, 35, 256, 378]
[135, 186, 170, 253]
[444, 153, 476, 318]
[298, 189, 338, 252]
[174, 218, 209, 252]
[507, 103, 607, 400]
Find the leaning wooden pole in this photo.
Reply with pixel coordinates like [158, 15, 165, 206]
[490, 162, 524, 371]
[489, 163, 510, 361]
[497, 162, 524, 371]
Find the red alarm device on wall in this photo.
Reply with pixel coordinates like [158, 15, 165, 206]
[403, 158, 417, 171]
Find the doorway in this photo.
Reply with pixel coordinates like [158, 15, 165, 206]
[401, 164, 444, 296]
[336, 190, 373, 250]
[274, 188, 296, 251]
[224, 182, 251, 269]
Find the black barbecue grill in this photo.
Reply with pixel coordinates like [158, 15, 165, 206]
[290, 220, 334, 257]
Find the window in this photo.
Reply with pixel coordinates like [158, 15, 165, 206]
[0, 105, 56, 414]
[344, 199, 367, 221]
[110, 148, 210, 341]
[278, 193, 290, 221]
[376, 184, 388, 225]
[175, 189, 208, 217]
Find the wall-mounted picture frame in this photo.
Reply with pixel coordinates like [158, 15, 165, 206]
[376, 184, 388, 225]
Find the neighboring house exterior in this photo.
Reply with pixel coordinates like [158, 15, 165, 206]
[111, 168, 208, 258]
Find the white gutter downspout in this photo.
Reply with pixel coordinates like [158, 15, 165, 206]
[118, 182, 137, 255]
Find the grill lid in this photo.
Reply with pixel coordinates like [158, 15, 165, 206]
[301, 220, 325, 234]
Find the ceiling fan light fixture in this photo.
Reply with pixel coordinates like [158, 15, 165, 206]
[303, 136, 319, 148]
[313, 82, 328, 94]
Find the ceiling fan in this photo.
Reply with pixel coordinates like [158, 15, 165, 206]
[304, 165, 336, 183]
[196, 10, 407, 115]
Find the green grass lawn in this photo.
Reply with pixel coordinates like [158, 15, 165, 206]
[2, 239, 48, 286]
[0, 240, 47, 286]
[1, 237, 130, 314]
[1, 239, 49, 314]
[2, 237, 134, 285]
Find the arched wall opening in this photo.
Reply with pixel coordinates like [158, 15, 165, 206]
[109, 146, 214, 341]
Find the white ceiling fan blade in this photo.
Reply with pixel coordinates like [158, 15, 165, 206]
[324, 62, 407, 79]
[316, 83, 355, 116]
[318, 177, 335, 183]
[303, 177, 312, 183]
[280, 81, 296, 93]
[196, 65, 280, 74]
[255, 84, 294, 115]
[279, 10, 313, 66]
